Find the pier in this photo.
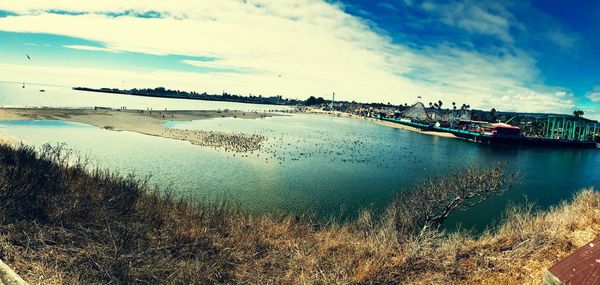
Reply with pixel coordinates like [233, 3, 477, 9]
[377, 110, 599, 148]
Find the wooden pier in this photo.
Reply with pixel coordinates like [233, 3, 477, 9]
[379, 117, 598, 148]
[544, 237, 600, 285]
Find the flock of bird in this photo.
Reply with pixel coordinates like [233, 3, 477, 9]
[155, 109, 450, 174]
[162, 128, 265, 153]
[179, 123, 436, 170]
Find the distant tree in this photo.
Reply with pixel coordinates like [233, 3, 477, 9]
[573, 110, 584, 118]
[304, 96, 318, 106]
[490, 108, 497, 122]
[452, 102, 456, 107]
[437, 100, 443, 110]
[429, 102, 433, 108]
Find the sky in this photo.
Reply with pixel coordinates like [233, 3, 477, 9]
[0, 0, 599, 119]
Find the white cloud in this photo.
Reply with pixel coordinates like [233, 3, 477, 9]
[586, 89, 600, 102]
[0, 0, 578, 115]
[554, 91, 567, 97]
[420, 1, 514, 43]
[63, 45, 120, 53]
[377, 2, 397, 11]
[547, 31, 576, 49]
[182, 59, 248, 72]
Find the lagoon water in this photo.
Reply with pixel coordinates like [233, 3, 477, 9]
[1, 82, 599, 231]
[2, 116, 599, 231]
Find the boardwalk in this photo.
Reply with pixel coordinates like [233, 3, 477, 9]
[545, 237, 600, 284]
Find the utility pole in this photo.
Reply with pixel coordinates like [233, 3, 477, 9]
[331, 92, 335, 111]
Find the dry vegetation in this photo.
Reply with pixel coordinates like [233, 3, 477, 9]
[0, 143, 598, 284]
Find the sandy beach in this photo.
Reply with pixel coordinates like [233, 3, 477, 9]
[374, 119, 458, 138]
[307, 109, 459, 139]
[0, 107, 457, 152]
[0, 108, 278, 152]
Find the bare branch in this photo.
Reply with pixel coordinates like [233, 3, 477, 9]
[391, 164, 518, 237]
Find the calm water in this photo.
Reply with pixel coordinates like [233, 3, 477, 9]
[1, 115, 598, 231]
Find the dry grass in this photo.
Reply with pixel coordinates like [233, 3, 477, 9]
[0, 143, 597, 284]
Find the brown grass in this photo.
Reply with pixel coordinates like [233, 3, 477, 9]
[0, 143, 597, 284]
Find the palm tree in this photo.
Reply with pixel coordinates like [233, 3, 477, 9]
[437, 100, 443, 110]
[490, 108, 497, 122]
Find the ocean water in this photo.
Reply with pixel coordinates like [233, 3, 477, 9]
[0, 81, 290, 111]
[1, 114, 598, 231]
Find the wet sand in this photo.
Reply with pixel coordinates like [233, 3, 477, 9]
[0, 108, 277, 152]
[374, 119, 458, 138]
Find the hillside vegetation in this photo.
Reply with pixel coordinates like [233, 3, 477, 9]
[0, 143, 598, 284]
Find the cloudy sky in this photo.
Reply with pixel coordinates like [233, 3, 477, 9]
[0, 0, 599, 118]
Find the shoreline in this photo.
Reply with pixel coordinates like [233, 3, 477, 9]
[72, 86, 299, 106]
[0, 108, 279, 152]
[0, 107, 465, 151]
[305, 109, 459, 139]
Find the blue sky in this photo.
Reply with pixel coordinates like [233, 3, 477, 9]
[0, 0, 598, 118]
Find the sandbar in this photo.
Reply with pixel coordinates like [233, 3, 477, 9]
[0, 108, 278, 152]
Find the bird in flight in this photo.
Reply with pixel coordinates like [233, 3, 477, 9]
[26, 54, 31, 60]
